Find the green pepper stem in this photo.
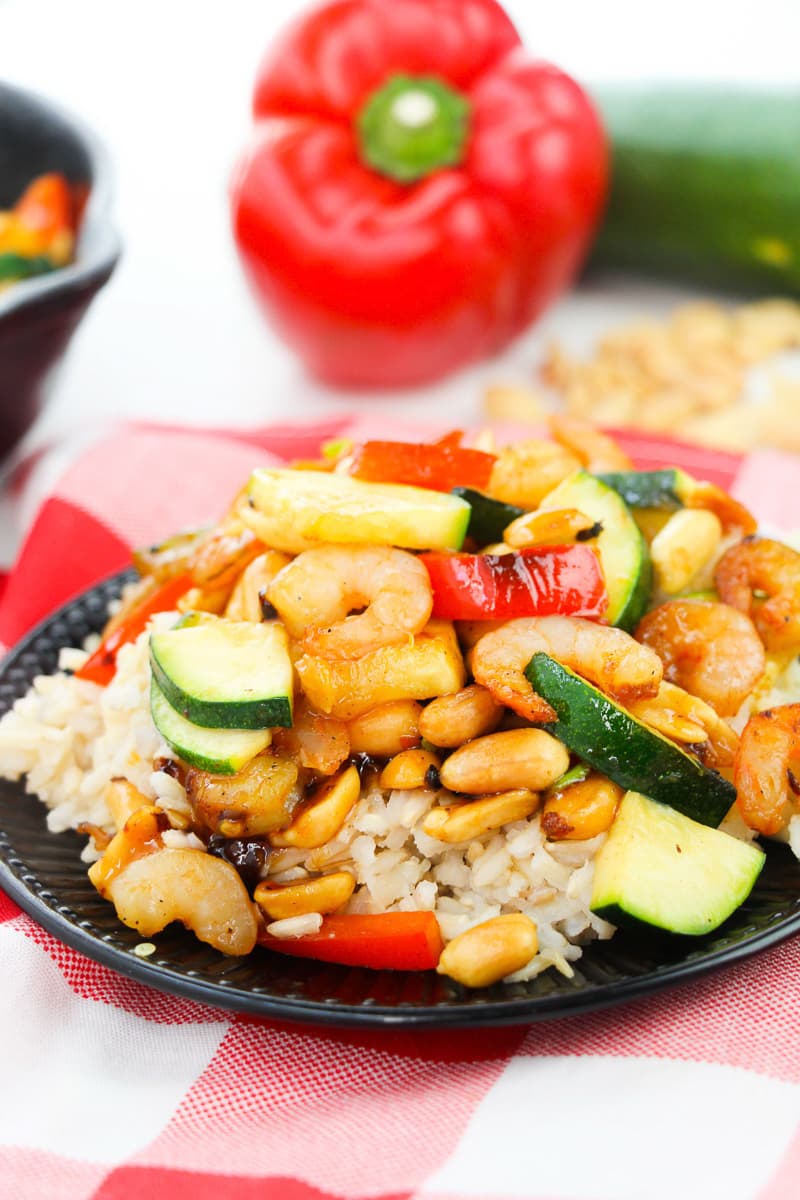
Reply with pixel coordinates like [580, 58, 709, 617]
[357, 74, 471, 184]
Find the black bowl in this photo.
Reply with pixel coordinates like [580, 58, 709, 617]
[0, 82, 121, 462]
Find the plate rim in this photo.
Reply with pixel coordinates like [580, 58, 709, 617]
[1, 569, 799, 1030]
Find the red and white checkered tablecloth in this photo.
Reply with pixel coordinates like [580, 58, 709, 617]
[1, 418, 799, 1200]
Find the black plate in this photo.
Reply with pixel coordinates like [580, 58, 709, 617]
[1, 573, 799, 1028]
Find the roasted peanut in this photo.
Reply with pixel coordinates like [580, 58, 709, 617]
[379, 748, 441, 790]
[503, 508, 600, 549]
[439, 729, 569, 795]
[422, 789, 539, 843]
[541, 775, 623, 841]
[347, 700, 422, 757]
[254, 871, 355, 919]
[419, 685, 503, 748]
[483, 384, 546, 424]
[650, 509, 722, 595]
[269, 764, 360, 849]
[437, 914, 538, 987]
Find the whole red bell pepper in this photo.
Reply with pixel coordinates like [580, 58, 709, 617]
[231, 0, 607, 387]
[420, 545, 608, 621]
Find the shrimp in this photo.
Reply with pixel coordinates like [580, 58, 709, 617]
[487, 439, 581, 509]
[626, 681, 739, 771]
[734, 704, 800, 835]
[267, 544, 433, 660]
[714, 537, 800, 653]
[635, 599, 765, 717]
[470, 616, 663, 723]
[547, 414, 633, 472]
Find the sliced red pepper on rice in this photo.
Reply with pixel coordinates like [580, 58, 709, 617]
[258, 912, 444, 971]
[75, 572, 193, 686]
[420, 545, 609, 621]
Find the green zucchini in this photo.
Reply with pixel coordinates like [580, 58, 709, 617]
[591, 791, 765, 935]
[537, 470, 651, 630]
[246, 468, 471, 554]
[150, 680, 272, 775]
[450, 487, 525, 547]
[592, 86, 800, 293]
[526, 653, 736, 827]
[595, 468, 692, 511]
[150, 618, 293, 730]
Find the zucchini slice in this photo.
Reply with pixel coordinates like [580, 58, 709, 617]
[450, 487, 526, 546]
[150, 680, 272, 775]
[245, 469, 470, 554]
[150, 618, 293, 730]
[595, 468, 692, 510]
[526, 653, 736, 827]
[537, 469, 651, 630]
[591, 791, 765, 935]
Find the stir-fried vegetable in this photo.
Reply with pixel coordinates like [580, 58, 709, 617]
[0, 173, 76, 288]
[420, 545, 608, 621]
[349, 437, 496, 493]
[258, 912, 444, 970]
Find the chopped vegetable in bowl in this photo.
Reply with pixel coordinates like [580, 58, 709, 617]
[0, 417, 797, 990]
[0, 172, 77, 290]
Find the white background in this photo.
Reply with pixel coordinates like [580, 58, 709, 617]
[1, 0, 799, 546]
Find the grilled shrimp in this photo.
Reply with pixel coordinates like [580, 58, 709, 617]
[734, 703, 800, 835]
[715, 537, 800, 653]
[548, 414, 633, 472]
[470, 616, 663, 722]
[626, 681, 739, 770]
[268, 544, 433, 660]
[635, 599, 765, 717]
[487, 440, 581, 509]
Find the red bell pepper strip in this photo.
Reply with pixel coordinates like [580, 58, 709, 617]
[75, 572, 193, 686]
[231, 0, 607, 387]
[433, 430, 466, 451]
[349, 438, 496, 492]
[420, 545, 608, 621]
[258, 912, 444, 971]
